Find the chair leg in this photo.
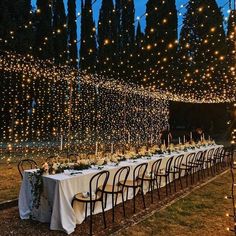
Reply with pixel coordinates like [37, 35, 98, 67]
[185, 171, 188, 187]
[89, 202, 93, 236]
[126, 186, 129, 201]
[104, 193, 108, 208]
[165, 176, 168, 196]
[141, 185, 146, 209]
[168, 175, 171, 194]
[121, 192, 126, 217]
[179, 170, 183, 190]
[112, 193, 115, 223]
[156, 178, 160, 199]
[173, 172, 177, 192]
[85, 202, 88, 220]
[149, 181, 153, 203]
[133, 187, 136, 213]
[101, 200, 107, 228]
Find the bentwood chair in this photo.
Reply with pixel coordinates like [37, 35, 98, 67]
[18, 159, 38, 179]
[156, 156, 174, 196]
[190, 151, 204, 182]
[72, 170, 110, 235]
[99, 166, 130, 222]
[176, 153, 195, 187]
[212, 147, 223, 174]
[169, 154, 184, 192]
[203, 148, 215, 176]
[119, 162, 148, 213]
[142, 159, 162, 203]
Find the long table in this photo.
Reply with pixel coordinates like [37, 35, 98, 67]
[18, 144, 221, 234]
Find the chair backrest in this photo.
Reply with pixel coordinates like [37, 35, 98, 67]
[205, 148, 214, 161]
[150, 159, 162, 177]
[213, 147, 221, 159]
[113, 166, 130, 192]
[165, 156, 174, 174]
[173, 154, 184, 169]
[90, 170, 110, 201]
[133, 162, 148, 185]
[185, 153, 195, 166]
[18, 159, 38, 179]
[195, 151, 203, 163]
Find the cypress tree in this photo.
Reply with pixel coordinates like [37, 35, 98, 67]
[133, 22, 145, 83]
[178, 0, 227, 93]
[15, 0, 34, 53]
[52, 0, 67, 64]
[97, 0, 116, 76]
[226, 10, 236, 70]
[115, 0, 135, 81]
[35, 0, 54, 59]
[79, 0, 97, 72]
[68, 0, 78, 67]
[0, 1, 21, 51]
[145, 0, 178, 86]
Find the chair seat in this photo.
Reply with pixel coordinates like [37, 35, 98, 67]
[119, 179, 140, 187]
[142, 174, 156, 181]
[157, 171, 168, 176]
[98, 184, 121, 193]
[74, 192, 100, 202]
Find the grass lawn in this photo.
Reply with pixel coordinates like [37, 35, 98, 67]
[117, 171, 233, 236]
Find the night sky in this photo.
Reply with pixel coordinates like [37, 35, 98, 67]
[31, 0, 230, 38]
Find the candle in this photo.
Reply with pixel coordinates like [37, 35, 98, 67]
[95, 142, 98, 156]
[183, 135, 186, 143]
[178, 137, 181, 144]
[167, 134, 170, 146]
[163, 139, 166, 147]
[150, 134, 153, 146]
[111, 142, 114, 154]
[128, 132, 131, 144]
[208, 135, 210, 141]
[60, 135, 63, 151]
[190, 132, 192, 140]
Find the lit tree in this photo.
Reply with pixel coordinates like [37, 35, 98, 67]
[35, 0, 54, 59]
[133, 22, 145, 84]
[226, 10, 236, 71]
[68, 0, 78, 67]
[115, 0, 135, 81]
[52, 0, 67, 64]
[97, 0, 116, 76]
[178, 0, 227, 92]
[79, 0, 97, 72]
[145, 0, 178, 86]
[0, 0, 34, 53]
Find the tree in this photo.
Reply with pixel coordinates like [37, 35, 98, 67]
[79, 0, 97, 72]
[35, 0, 54, 59]
[52, 0, 67, 63]
[178, 0, 227, 93]
[226, 10, 236, 70]
[0, 0, 34, 53]
[145, 0, 178, 87]
[133, 22, 145, 84]
[115, 0, 135, 81]
[97, 0, 116, 76]
[68, 0, 78, 67]
[15, 0, 34, 53]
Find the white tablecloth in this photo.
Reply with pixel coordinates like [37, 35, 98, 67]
[18, 144, 222, 234]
